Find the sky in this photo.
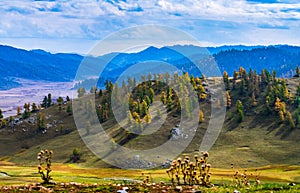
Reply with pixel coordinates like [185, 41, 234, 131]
[0, 0, 299, 54]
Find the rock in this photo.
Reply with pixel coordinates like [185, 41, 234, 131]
[175, 186, 183, 192]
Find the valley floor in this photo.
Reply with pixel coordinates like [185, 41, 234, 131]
[0, 163, 299, 192]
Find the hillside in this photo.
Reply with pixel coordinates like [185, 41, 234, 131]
[0, 70, 299, 169]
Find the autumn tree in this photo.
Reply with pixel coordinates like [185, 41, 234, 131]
[199, 110, 205, 123]
[161, 91, 167, 105]
[223, 71, 229, 90]
[145, 113, 152, 123]
[17, 106, 21, 115]
[226, 91, 232, 108]
[251, 92, 257, 107]
[37, 112, 46, 130]
[1, 119, 6, 128]
[233, 70, 238, 89]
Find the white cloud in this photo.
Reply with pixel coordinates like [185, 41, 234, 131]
[0, 0, 299, 53]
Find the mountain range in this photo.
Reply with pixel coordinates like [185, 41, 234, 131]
[0, 44, 300, 90]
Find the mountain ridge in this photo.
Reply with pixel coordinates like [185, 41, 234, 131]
[0, 44, 300, 90]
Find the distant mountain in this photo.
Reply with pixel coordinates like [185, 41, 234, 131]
[0, 44, 300, 90]
[0, 45, 83, 89]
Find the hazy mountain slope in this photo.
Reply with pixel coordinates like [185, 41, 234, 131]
[1, 44, 300, 90]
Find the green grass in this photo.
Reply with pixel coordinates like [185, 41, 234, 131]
[0, 164, 299, 192]
[0, 164, 299, 185]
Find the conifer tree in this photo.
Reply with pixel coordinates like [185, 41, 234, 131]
[0, 109, 3, 119]
[42, 96, 48, 108]
[236, 100, 244, 123]
[66, 105, 72, 115]
[47, 93, 52, 107]
[167, 95, 173, 111]
[296, 66, 300, 76]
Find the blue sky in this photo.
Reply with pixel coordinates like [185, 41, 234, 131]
[0, 0, 299, 54]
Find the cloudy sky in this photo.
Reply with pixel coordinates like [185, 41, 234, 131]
[0, 0, 299, 54]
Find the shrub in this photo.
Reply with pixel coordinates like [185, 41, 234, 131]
[37, 149, 53, 184]
[166, 152, 212, 187]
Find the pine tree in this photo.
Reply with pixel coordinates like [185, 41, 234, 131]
[66, 105, 72, 115]
[294, 110, 300, 125]
[42, 96, 48, 108]
[0, 109, 3, 119]
[296, 66, 300, 76]
[57, 97, 63, 105]
[144, 95, 151, 106]
[47, 93, 52, 107]
[236, 100, 244, 123]
[167, 95, 173, 111]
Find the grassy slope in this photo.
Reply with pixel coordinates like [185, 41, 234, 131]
[0, 79, 299, 169]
